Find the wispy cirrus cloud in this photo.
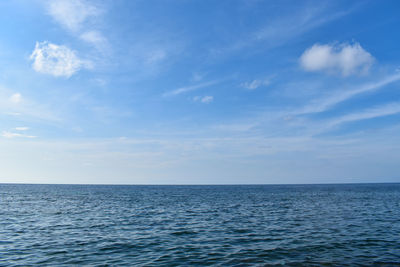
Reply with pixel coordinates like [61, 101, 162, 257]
[45, 0, 108, 51]
[215, 3, 355, 57]
[15, 127, 29, 131]
[30, 41, 91, 78]
[46, 0, 101, 32]
[2, 131, 36, 139]
[163, 80, 221, 97]
[300, 42, 374, 76]
[0, 87, 59, 121]
[296, 72, 400, 115]
[204, 71, 400, 138]
[327, 102, 400, 128]
[79, 30, 109, 52]
[296, 102, 400, 136]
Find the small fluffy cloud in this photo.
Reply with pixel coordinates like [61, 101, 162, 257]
[194, 96, 214, 104]
[9, 93, 22, 104]
[300, 42, 374, 76]
[30, 41, 91, 78]
[47, 0, 100, 32]
[241, 79, 270, 90]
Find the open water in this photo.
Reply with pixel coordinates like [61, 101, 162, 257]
[1, 183, 399, 266]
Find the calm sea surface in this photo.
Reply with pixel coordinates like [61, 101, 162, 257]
[1, 183, 399, 266]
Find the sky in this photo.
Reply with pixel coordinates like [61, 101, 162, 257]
[1, 0, 400, 184]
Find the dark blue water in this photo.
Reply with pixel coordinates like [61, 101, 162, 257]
[1, 184, 399, 266]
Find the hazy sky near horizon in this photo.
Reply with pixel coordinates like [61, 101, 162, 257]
[1, 0, 400, 184]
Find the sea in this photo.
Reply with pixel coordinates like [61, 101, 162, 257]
[1, 183, 399, 266]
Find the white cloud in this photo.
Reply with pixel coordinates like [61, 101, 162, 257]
[9, 93, 22, 104]
[79, 30, 108, 51]
[47, 0, 100, 32]
[0, 86, 59, 122]
[30, 41, 91, 78]
[241, 79, 270, 90]
[2, 131, 36, 139]
[328, 102, 400, 128]
[216, 4, 353, 58]
[300, 42, 374, 76]
[164, 80, 221, 97]
[46, 0, 107, 52]
[194, 96, 214, 104]
[296, 73, 400, 115]
[15, 127, 29, 131]
[2, 127, 34, 138]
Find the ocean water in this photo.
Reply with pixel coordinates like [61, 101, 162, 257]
[1, 184, 399, 266]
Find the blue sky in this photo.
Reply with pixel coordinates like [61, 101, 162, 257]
[1, 0, 400, 184]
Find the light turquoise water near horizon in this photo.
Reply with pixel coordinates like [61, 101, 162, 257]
[1, 183, 399, 266]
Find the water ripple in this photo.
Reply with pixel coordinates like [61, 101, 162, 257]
[0, 183, 399, 266]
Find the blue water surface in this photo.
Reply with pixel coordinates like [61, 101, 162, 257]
[1, 183, 399, 266]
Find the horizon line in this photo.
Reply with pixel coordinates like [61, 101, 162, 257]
[1, 181, 399, 186]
